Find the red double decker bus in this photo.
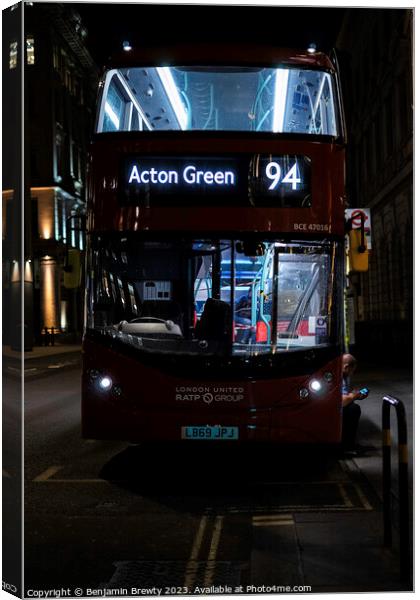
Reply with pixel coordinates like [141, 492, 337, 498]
[82, 44, 347, 444]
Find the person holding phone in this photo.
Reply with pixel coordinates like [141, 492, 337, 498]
[341, 353, 370, 455]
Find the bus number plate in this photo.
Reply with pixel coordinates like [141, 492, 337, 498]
[181, 426, 238, 440]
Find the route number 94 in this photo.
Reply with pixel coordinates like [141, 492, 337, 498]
[266, 161, 301, 191]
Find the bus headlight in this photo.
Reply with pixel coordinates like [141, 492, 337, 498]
[98, 376, 113, 391]
[309, 379, 322, 393]
[112, 384, 123, 397]
[89, 369, 100, 381]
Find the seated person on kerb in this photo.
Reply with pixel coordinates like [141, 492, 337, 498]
[341, 353, 369, 454]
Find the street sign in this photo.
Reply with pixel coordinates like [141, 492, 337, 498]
[345, 208, 372, 250]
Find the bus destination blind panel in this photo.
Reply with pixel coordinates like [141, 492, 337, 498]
[119, 155, 311, 208]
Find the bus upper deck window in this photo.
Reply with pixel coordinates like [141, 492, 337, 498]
[103, 80, 125, 131]
[96, 66, 340, 136]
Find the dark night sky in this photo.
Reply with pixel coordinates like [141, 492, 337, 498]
[67, 3, 348, 67]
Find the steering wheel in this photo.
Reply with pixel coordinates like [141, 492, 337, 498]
[129, 317, 167, 323]
[125, 317, 177, 332]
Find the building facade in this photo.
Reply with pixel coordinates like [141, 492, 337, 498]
[336, 8, 413, 364]
[3, 3, 98, 348]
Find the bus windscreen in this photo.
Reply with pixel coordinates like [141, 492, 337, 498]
[96, 66, 339, 136]
[86, 237, 341, 359]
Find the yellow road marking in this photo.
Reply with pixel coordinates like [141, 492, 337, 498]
[183, 515, 208, 589]
[253, 520, 295, 527]
[203, 516, 224, 586]
[353, 484, 373, 511]
[338, 483, 354, 508]
[33, 466, 63, 482]
[253, 513, 294, 521]
[40, 478, 107, 483]
[252, 513, 295, 527]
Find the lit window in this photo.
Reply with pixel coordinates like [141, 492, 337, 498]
[26, 36, 35, 65]
[55, 129, 63, 183]
[9, 41, 17, 69]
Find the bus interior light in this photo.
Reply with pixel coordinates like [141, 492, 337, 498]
[324, 372, 334, 383]
[299, 388, 309, 399]
[272, 68, 289, 133]
[307, 43, 317, 54]
[156, 67, 188, 130]
[123, 41, 132, 51]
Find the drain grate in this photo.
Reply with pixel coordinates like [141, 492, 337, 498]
[105, 560, 245, 590]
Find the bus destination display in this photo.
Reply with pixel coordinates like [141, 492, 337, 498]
[120, 155, 311, 207]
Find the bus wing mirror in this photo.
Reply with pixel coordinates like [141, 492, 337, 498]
[348, 229, 369, 272]
[64, 248, 82, 289]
